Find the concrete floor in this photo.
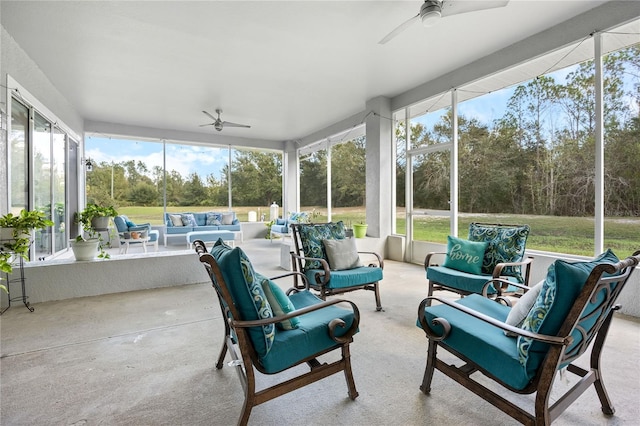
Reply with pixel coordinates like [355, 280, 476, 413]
[1, 239, 639, 425]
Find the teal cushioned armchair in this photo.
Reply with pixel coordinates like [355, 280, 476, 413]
[195, 239, 360, 426]
[417, 249, 640, 425]
[290, 221, 384, 311]
[424, 222, 533, 303]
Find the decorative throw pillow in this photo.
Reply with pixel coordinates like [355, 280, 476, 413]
[125, 219, 136, 228]
[221, 212, 235, 225]
[288, 212, 309, 224]
[214, 244, 275, 357]
[181, 213, 198, 227]
[206, 212, 222, 226]
[516, 249, 619, 366]
[504, 280, 543, 336]
[299, 222, 346, 270]
[168, 214, 184, 227]
[260, 276, 300, 330]
[468, 223, 530, 282]
[323, 238, 362, 271]
[442, 236, 489, 275]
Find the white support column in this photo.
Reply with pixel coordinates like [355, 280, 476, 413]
[450, 89, 459, 237]
[405, 107, 412, 260]
[594, 32, 604, 255]
[365, 96, 393, 238]
[283, 140, 300, 213]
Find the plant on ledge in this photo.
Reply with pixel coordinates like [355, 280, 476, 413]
[73, 204, 119, 260]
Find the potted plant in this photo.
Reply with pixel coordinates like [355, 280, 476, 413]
[77, 203, 118, 231]
[352, 222, 368, 238]
[72, 204, 118, 260]
[0, 209, 54, 275]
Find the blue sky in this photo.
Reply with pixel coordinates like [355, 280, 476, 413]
[86, 137, 230, 180]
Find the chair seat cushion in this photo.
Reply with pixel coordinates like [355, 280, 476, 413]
[419, 294, 533, 390]
[305, 266, 383, 290]
[260, 290, 357, 374]
[271, 224, 289, 234]
[427, 266, 519, 295]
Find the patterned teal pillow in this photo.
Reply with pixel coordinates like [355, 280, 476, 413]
[288, 212, 309, 224]
[205, 212, 222, 226]
[181, 213, 198, 227]
[259, 275, 300, 330]
[468, 223, 530, 282]
[517, 249, 619, 367]
[299, 222, 346, 270]
[442, 236, 488, 275]
[214, 244, 275, 357]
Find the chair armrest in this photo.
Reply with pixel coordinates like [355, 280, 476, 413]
[357, 251, 384, 269]
[424, 252, 447, 271]
[492, 256, 534, 280]
[417, 296, 570, 346]
[290, 253, 331, 272]
[128, 223, 151, 232]
[232, 298, 360, 343]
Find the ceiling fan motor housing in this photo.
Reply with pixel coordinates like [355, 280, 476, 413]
[421, 0, 442, 26]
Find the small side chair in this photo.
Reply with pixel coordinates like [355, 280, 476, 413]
[113, 214, 159, 251]
[417, 249, 640, 425]
[195, 239, 360, 426]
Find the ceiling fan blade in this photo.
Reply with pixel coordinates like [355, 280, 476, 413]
[441, 0, 509, 18]
[379, 13, 419, 45]
[199, 123, 214, 127]
[202, 110, 217, 121]
[222, 121, 251, 129]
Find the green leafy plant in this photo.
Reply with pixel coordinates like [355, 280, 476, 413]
[75, 204, 118, 259]
[1, 209, 54, 276]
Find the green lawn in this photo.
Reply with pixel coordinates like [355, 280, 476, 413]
[118, 206, 639, 258]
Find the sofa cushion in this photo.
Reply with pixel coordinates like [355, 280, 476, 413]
[299, 222, 346, 270]
[517, 249, 619, 372]
[259, 290, 356, 374]
[259, 275, 299, 330]
[221, 212, 235, 225]
[442, 235, 488, 275]
[419, 294, 531, 390]
[168, 214, 184, 227]
[468, 223, 530, 282]
[323, 238, 362, 270]
[206, 212, 222, 226]
[209, 239, 275, 358]
[181, 213, 198, 227]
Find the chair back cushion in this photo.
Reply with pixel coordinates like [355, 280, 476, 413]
[517, 249, 619, 372]
[113, 215, 128, 232]
[298, 222, 346, 270]
[442, 235, 489, 275]
[209, 239, 275, 357]
[468, 222, 530, 282]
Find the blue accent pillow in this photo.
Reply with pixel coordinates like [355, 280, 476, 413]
[468, 223, 530, 282]
[206, 212, 222, 226]
[125, 220, 136, 227]
[299, 222, 346, 270]
[181, 213, 198, 227]
[442, 235, 488, 275]
[259, 275, 299, 330]
[517, 249, 619, 367]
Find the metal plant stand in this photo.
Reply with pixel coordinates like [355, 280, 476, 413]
[1, 255, 33, 315]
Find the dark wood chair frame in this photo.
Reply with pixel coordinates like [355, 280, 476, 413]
[417, 251, 640, 425]
[290, 222, 384, 311]
[194, 240, 360, 426]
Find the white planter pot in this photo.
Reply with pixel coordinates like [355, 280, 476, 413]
[91, 216, 111, 231]
[70, 239, 99, 261]
[1, 227, 31, 241]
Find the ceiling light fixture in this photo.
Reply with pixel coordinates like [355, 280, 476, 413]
[420, 1, 442, 27]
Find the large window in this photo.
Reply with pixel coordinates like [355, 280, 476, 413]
[10, 99, 29, 214]
[393, 30, 639, 258]
[85, 137, 282, 224]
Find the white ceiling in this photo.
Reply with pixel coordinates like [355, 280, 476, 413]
[1, 0, 619, 144]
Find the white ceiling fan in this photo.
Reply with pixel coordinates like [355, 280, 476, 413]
[379, 0, 510, 45]
[200, 109, 251, 131]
